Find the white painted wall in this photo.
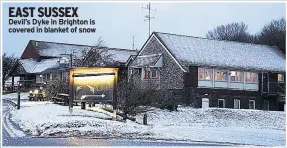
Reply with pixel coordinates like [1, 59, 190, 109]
[214, 81, 228, 88]
[230, 82, 244, 90]
[198, 80, 213, 88]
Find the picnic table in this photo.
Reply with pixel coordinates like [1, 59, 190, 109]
[51, 93, 70, 105]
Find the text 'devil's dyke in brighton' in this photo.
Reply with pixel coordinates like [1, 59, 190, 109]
[8, 7, 97, 33]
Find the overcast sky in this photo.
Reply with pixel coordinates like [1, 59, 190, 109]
[2, 2, 286, 56]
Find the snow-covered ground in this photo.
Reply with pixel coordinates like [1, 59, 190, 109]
[136, 107, 286, 146]
[10, 101, 152, 139]
[2, 92, 29, 101]
[5, 93, 286, 146]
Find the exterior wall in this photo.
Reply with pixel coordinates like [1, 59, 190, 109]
[21, 41, 40, 59]
[130, 36, 184, 89]
[184, 66, 266, 110]
[193, 88, 262, 109]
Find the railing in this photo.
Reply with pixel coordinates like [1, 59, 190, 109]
[268, 82, 285, 95]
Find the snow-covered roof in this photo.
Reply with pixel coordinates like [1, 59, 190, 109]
[105, 48, 138, 63]
[31, 40, 91, 58]
[130, 54, 162, 67]
[19, 58, 60, 74]
[30, 40, 137, 64]
[155, 32, 286, 72]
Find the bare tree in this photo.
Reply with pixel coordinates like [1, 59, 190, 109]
[256, 18, 286, 54]
[81, 38, 115, 67]
[206, 22, 253, 43]
[2, 53, 18, 86]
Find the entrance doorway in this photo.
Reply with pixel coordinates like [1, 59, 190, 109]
[202, 98, 209, 109]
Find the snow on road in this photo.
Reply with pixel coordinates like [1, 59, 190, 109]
[5, 92, 285, 146]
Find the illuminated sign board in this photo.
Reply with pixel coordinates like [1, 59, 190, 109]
[69, 68, 118, 103]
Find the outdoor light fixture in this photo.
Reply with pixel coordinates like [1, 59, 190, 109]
[34, 89, 39, 94]
[29, 90, 33, 93]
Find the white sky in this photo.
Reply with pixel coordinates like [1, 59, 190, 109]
[2, 2, 286, 56]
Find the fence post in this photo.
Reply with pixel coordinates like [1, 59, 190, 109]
[17, 91, 20, 110]
[81, 102, 86, 109]
[143, 113, 147, 125]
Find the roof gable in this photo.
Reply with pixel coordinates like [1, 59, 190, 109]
[137, 33, 186, 72]
[19, 58, 60, 74]
[155, 32, 286, 72]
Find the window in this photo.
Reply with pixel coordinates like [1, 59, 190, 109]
[46, 74, 51, 80]
[215, 70, 227, 81]
[230, 71, 243, 82]
[143, 68, 159, 79]
[278, 74, 284, 82]
[249, 100, 255, 109]
[234, 99, 240, 109]
[198, 68, 213, 80]
[263, 100, 269, 111]
[246, 72, 257, 83]
[218, 99, 225, 108]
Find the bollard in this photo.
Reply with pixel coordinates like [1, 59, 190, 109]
[143, 113, 147, 125]
[81, 102, 86, 109]
[17, 91, 20, 110]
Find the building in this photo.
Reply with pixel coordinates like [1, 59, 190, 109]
[128, 32, 286, 111]
[11, 40, 137, 89]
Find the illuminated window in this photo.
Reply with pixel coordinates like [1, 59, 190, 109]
[249, 100, 255, 109]
[246, 72, 257, 83]
[278, 74, 284, 82]
[215, 70, 227, 81]
[198, 68, 213, 80]
[144, 68, 159, 79]
[230, 71, 243, 82]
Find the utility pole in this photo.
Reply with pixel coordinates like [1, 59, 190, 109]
[132, 36, 135, 50]
[143, 2, 156, 36]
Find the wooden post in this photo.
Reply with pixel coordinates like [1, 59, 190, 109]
[81, 102, 86, 109]
[17, 91, 20, 110]
[112, 72, 117, 120]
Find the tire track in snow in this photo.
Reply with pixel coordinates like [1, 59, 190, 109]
[3, 102, 26, 138]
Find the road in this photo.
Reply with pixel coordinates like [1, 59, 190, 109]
[2, 98, 234, 146]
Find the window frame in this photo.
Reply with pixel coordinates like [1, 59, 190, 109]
[263, 100, 270, 111]
[249, 100, 255, 109]
[234, 99, 240, 109]
[198, 68, 213, 81]
[218, 99, 225, 108]
[230, 71, 243, 83]
[245, 72, 258, 84]
[278, 74, 284, 83]
[143, 68, 159, 80]
[214, 70, 228, 82]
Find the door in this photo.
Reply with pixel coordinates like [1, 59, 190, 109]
[202, 98, 209, 109]
[262, 73, 268, 93]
